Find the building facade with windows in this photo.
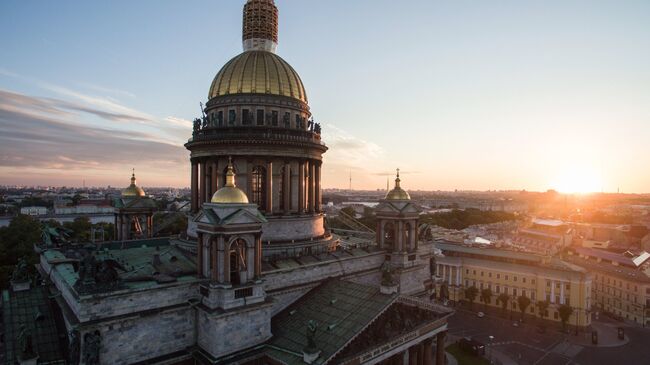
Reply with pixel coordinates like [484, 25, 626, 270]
[434, 241, 592, 328]
[565, 248, 650, 325]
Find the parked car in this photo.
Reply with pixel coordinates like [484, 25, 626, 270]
[477, 311, 485, 318]
[512, 321, 520, 327]
[458, 337, 486, 356]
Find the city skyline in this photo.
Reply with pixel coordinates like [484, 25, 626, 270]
[1, 0, 649, 192]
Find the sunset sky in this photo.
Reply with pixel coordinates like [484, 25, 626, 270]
[1, 0, 649, 192]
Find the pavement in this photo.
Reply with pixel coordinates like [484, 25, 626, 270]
[444, 303, 643, 365]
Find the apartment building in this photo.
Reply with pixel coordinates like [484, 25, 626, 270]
[565, 247, 650, 325]
[434, 241, 592, 328]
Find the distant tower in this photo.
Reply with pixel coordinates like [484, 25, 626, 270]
[349, 170, 352, 191]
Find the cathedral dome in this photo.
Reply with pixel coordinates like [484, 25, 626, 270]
[122, 171, 146, 197]
[385, 170, 411, 201]
[211, 161, 249, 204]
[208, 51, 307, 104]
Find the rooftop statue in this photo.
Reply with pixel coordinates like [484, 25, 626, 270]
[11, 257, 29, 283]
[83, 330, 101, 365]
[381, 261, 395, 286]
[68, 329, 80, 365]
[304, 320, 319, 353]
[17, 324, 36, 360]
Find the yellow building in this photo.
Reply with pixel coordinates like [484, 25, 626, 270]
[565, 247, 650, 326]
[434, 241, 592, 328]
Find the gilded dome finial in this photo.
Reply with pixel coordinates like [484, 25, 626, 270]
[395, 168, 401, 189]
[225, 157, 236, 187]
[122, 169, 145, 197]
[211, 157, 249, 204]
[384, 167, 410, 201]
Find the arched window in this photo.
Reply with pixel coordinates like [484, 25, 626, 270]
[404, 223, 411, 251]
[251, 165, 266, 211]
[229, 239, 247, 285]
[383, 222, 395, 251]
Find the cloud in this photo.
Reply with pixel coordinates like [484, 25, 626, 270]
[77, 82, 136, 99]
[321, 123, 383, 170]
[0, 91, 187, 175]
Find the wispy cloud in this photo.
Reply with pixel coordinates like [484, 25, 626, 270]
[0, 90, 187, 176]
[77, 82, 136, 99]
[322, 123, 383, 170]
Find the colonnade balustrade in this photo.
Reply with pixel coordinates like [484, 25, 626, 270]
[190, 157, 322, 215]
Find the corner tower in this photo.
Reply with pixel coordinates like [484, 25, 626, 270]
[186, 0, 332, 258]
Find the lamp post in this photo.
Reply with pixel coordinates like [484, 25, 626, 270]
[488, 335, 494, 363]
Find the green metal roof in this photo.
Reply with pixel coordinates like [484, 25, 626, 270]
[267, 280, 397, 365]
[2, 286, 66, 364]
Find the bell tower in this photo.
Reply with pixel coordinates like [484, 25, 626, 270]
[192, 162, 273, 358]
[375, 169, 425, 295]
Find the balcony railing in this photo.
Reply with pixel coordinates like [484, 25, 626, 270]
[189, 126, 325, 147]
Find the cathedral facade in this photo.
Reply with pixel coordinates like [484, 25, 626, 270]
[5, 1, 452, 364]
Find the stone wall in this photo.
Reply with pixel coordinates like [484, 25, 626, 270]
[197, 303, 273, 358]
[94, 306, 195, 365]
[264, 252, 385, 292]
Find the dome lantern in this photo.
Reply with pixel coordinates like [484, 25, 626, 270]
[122, 169, 146, 197]
[211, 158, 250, 204]
[385, 168, 411, 201]
[243, 0, 279, 53]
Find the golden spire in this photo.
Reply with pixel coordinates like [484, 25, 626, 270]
[394, 168, 401, 189]
[211, 157, 249, 204]
[385, 167, 410, 201]
[225, 157, 236, 187]
[122, 168, 145, 197]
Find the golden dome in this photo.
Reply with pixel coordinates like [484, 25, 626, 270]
[122, 170, 146, 197]
[385, 169, 411, 201]
[208, 51, 307, 104]
[211, 160, 249, 204]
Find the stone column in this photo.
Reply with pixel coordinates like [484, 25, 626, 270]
[308, 161, 315, 213]
[417, 342, 425, 365]
[197, 233, 204, 278]
[283, 162, 291, 214]
[298, 161, 305, 213]
[211, 160, 218, 197]
[223, 240, 230, 284]
[408, 346, 418, 365]
[423, 338, 433, 365]
[254, 234, 262, 278]
[200, 160, 207, 204]
[266, 161, 273, 213]
[551, 280, 555, 303]
[246, 244, 255, 282]
[456, 267, 461, 286]
[211, 238, 218, 281]
[436, 331, 446, 365]
[397, 221, 404, 252]
[315, 161, 321, 212]
[191, 160, 198, 212]
[217, 237, 225, 283]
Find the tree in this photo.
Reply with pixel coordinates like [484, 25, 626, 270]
[480, 288, 493, 311]
[464, 286, 479, 310]
[497, 293, 510, 315]
[63, 217, 92, 242]
[517, 295, 532, 322]
[558, 304, 574, 332]
[0, 215, 42, 288]
[537, 300, 550, 323]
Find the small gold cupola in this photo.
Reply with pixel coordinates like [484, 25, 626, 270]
[122, 169, 146, 197]
[385, 168, 411, 201]
[211, 158, 250, 204]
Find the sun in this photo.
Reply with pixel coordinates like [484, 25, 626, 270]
[552, 166, 603, 194]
